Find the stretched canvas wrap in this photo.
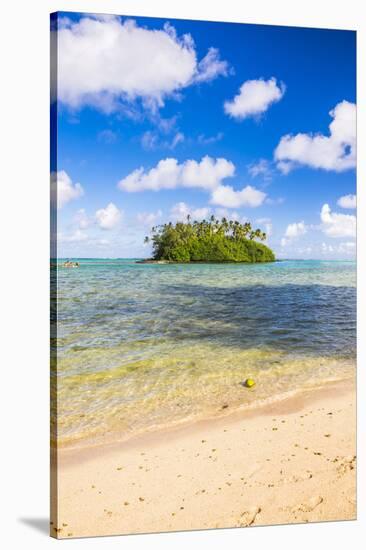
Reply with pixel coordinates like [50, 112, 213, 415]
[50, 11, 356, 539]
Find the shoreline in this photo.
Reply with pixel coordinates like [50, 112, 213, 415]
[56, 375, 354, 458]
[53, 377, 356, 538]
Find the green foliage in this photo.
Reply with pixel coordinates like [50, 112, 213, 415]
[144, 217, 275, 263]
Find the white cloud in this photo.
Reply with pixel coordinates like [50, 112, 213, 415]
[56, 17, 228, 112]
[275, 101, 356, 173]
[281, 221, 307, 247]
[170, 132, 185, 149]
[284, 221, 307, 238]
[136, 210, 163, 226]
[337, 194, 356, 209]
[194, 48, 230, 83]
[95, 202, 122, 230]
[248, 159, 273, 180]
[51, 170, 84, 209]
[210, 184, 266, 208]
[141, 130, 185, 151]
[141, 131, 159, 151]
[224, 78, 285, 120]
[170, 202, 211, 222]
[118, 156, 235, 192]
[320, 203, 356, 238]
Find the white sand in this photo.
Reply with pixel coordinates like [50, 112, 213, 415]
[51, 379, 356, 538]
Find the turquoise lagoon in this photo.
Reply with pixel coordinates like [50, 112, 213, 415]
[52, 259, 356, 447]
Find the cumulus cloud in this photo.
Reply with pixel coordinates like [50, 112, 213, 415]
[284, 221, 307, 238]
[95, 202, 122, 230]
[320, 203, 356, 238]
[56, 16, 228, 112]
[224, 78, 285, 120]
[170, 202, 211, 222]
[337, 194, 356, 209]
[275, 100, 356, 173]
[51, 170, 84, 209]
[281, 221, 307, 247]
[210, 184, 266, 208]
[118, 156, 235, 192]
[118, 156, 269, 209]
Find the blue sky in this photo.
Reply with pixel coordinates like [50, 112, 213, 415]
[53, 12, 356, 259]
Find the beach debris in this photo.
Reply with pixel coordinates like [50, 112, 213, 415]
[238, 506, 261, 527]
[222, 403, 229, 409]
[241, 378, 256, 388]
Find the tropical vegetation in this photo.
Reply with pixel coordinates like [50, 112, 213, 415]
[144, 215, 275, 262]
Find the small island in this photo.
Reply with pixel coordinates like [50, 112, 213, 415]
[141, 216, 275, 263]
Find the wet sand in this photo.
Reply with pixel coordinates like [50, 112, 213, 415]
[51, 379, 356, 538]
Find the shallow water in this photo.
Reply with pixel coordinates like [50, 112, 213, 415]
[52, 259, 356, 447]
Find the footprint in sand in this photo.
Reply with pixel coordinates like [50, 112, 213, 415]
[294, 495, 323, 513]
[237, 506, 261, 527]
[336, 455, 356, 475]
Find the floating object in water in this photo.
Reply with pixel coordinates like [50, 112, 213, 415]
[242, 378, 256, 388]
[62, 261, 79, 268]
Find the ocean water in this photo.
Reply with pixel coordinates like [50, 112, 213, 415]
[52, 259, 356, 447]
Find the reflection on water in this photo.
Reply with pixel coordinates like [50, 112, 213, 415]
[52, 259, 356, 447]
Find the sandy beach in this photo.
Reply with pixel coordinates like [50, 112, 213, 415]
[51, 378, 356, 538]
